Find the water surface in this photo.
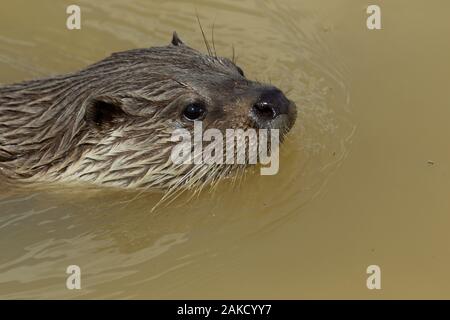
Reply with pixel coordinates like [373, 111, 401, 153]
[0, 0, 448, 298]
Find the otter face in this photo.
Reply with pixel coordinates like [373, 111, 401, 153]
[3, 32, 296, 191]
[84, 32, 296, 134]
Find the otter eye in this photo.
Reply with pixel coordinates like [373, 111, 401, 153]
[183, 103, 206, 121]
[236, 66, 245, 77]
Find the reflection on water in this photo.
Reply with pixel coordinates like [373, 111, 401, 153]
[2, 0, 447, 299]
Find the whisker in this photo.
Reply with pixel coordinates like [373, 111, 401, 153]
[211, 21, 218, 58]
[284, 88, 293, 95]
[231, 44, 236, 64]
[151, 164, 200, 211]
[196, 13, 212, 57]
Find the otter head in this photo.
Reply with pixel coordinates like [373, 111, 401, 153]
[52, 32, 297, 190]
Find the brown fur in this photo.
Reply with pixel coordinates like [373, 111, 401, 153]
[0, 33, 296, 191]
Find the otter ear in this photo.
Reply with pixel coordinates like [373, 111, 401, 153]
[171, 31, 185, 46]
[84, 96, 128, 129]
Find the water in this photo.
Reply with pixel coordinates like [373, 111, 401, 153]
[0, 0, 448, 298]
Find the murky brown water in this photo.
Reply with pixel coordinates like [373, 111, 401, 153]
[0, 0, 449, 299]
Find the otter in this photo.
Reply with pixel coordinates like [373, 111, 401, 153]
[0, 32, 296, 191]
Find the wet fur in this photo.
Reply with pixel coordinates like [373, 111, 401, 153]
[0, 33, 294, 193]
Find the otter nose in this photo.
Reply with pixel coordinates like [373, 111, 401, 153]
[251, 88, 291, 123]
